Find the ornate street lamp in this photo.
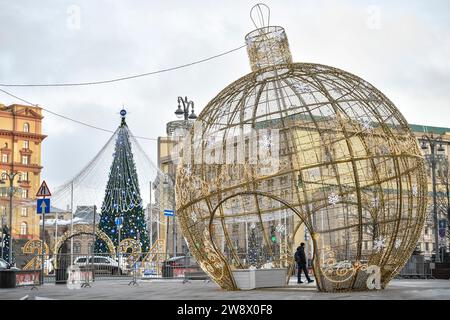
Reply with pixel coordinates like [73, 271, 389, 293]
[420, 133, 446, 263]
[0, 171, 23, 264]
[175, 96, 197, 120]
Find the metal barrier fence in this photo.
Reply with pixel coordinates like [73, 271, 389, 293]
[12, 252, 204, 284]
[397, 257, 433, 279]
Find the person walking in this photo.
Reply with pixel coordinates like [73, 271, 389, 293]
[295, 243, 314, 284]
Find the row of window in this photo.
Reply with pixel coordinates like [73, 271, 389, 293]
[2, 154, 31, 164]
[73, 242, 93, 254]
[0, 207, 29, 217]
[361, 240, 437, 252]
[0, 187, 29, 198]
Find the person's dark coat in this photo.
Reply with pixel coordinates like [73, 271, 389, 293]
[294, 246, 307, 265]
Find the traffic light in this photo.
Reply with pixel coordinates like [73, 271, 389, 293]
[270, 226, 276, 243]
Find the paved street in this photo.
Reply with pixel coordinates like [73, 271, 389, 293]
[1, 277, 449, 300]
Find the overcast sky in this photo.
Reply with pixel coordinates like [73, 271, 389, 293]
[0, 0, 449, 189]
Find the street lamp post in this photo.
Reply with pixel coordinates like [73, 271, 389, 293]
[421, 133, 446, 263]
[0, 171, 22, 265]
[174, 96, 197, 121]
[171, 96, 197, 256]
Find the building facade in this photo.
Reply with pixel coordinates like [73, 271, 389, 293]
[156, 120, 193, 255]
[411, 124, 450, 261]
[157, 121, 450, 263]
[0, 103, 46, 244]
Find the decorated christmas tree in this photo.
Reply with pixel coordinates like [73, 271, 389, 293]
[247, 224, 263, 268]
[95, 109, 149, 253]
[1, 225, 11, 263]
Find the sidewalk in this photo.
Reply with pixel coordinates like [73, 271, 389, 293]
[1, 277, 449, 300]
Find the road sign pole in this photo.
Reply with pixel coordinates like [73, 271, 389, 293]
[41, 197, 45, 285]
[36, 180, 51, 285]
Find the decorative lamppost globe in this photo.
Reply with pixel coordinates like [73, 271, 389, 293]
[175, 6, 427, 292]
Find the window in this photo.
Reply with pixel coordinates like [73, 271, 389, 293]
[20, 222, 28, 235]
[364, 240, 368, 250]
[73, 242, 81, 254]
[23, 123, 29, 132]
[76, 257, 87, 264]
[23, 140, 29, 149]
[425, 227, 429, 235]
[93, 257, 108, 264]
[1, 154, 7, 163]
[22, 172, 28, 181]
[21, 189, 28, 199]
[426, 243, 429, 251]
[22, 156, 29, 165]
[88, 242, 93, 254]
[21, 207, 28, 217]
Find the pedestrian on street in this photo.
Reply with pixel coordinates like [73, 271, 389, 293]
[295, 243, 314, 284]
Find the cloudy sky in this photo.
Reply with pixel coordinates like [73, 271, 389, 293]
[0, 0, 449, 190]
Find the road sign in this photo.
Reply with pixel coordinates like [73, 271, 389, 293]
[36, 198, 50, 214]
[36, 180, 51, 197]
[439, 219, 447, 238]
[115, 217, 123, 226]
[164, 209, 174, 217]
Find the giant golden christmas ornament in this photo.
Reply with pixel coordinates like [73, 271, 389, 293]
[175, 5, 427, 291]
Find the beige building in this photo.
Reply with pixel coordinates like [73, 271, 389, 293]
[411, 124, 450, 261]
[156, 120, 193, 255]
[0, 103, 46, 244]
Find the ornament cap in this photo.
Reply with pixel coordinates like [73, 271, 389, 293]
[120, 108, 127, 126]
[245, 26, 292, 72]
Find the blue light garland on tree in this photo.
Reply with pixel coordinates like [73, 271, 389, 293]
[95, 109, 150, 253]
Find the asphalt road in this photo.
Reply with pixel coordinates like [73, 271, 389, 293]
[1, 277, 449, 300]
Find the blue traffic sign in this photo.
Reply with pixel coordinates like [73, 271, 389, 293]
[115, 217, 123, 226]
[36, 198, 50, 214]
[439, 219, 447, 238]
[164, 209, 174, 217]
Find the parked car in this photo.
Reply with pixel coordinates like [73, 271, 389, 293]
[162, 256, 201, 278]
[0, 258, 20, 271]
[73, 256, 124, 275]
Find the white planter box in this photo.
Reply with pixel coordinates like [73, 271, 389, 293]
[232, 268, 287, 290]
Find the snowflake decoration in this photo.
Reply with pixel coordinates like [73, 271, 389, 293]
[394, 239, 401, 249]
[245, 37, 253, 47]
[373, 237, 386, 252]
[292, 83, 312, 94]
[328, 193, 341, 206]
[276, 224, 286, 234]
[275, 29, 285, 40]
[360, 119, 373, 131]
[250, 223, 256, 230]
[412, 185, 418, 197]
[190, 212, 197, 223]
